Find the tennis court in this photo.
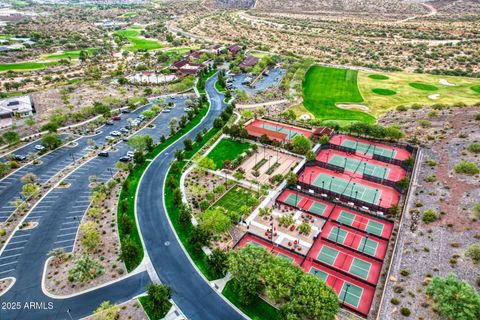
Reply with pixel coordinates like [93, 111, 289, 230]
[309, 267, 329, 282]
[260, 123, 303, 140]
[349, 258, 371, 280]
[245, 119, 313, 142]
[308, 201, 328, 216]
[330, 207, 393, 239]
[329, 134, 412, 161]
[339, 282, 364, 308]
[329, 154, 390, 179]
[317, 246, 339, 265]
[341, 139, 396, 159]
[358, 237, 379, 256]
[278, 252, 295, 262]
[327, 226, 349, 245]
[313, 173, 382, 205]
[284, 193, 303, 206]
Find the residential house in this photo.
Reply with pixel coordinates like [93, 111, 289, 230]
[239, 55, 259, 70]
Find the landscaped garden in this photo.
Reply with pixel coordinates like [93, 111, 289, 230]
[207, 138, 252, 169]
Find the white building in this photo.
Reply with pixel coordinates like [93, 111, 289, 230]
[0, 96, 34, 128]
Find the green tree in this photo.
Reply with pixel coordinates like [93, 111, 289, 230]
[68, 255, 104, 282]
[198, 157, 216, 170]
[426, 273, 480, 320]
[120, 237, 141, 265]
[21, 183, 39, 198]
[41, 133, 62, 150]
[145, 284, 172, 319]
[198, 208, 231, 234]
[207, 248, 228, 277]
[291, 135, 312, 155]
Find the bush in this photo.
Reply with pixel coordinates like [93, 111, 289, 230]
[207, 248, 228, 278]
[467, 143, 480, 154]
[465, 244, 480, 264]
[454, 161, 479, 175]
[120, 237, 141, 266]
[400, 307, 411, 316]
[68, 255, 104, 282]
[391, 297, 400, 305]
[400, 269, 410, 277]
[422, 209, 438, 224]
[472, 203, 480, 220]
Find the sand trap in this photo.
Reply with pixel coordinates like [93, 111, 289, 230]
[439, 79, 455, 86]
[299, 114, 311, 120]
[428, 94, 440, 100]
[337, 104, 370, 112]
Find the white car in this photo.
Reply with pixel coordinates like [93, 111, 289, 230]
[127, 151, 135, 158]
[105, 136, 115, 141]
[35, 145, 45, 151]
[110, 131, 122, 137]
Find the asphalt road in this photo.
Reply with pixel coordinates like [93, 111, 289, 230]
[136, 73, 245, 320]
[0, 97, 184, 223]
[0, 95, 192, 319]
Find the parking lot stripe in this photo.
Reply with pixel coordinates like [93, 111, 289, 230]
[54, 239, 72, 244]
[0, 261, 17, 267]
[0, 253, 21, 260]
[59, 226, 78, 231]
[9, 240, 28, 245]
[3, 247, 24, 252]
[57, 232, 77, 237]
[0, 269, 14, 274]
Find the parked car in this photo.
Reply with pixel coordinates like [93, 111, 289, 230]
[121, 109, 130, 114]
[34, 145, 45, 151]
[105, 136, 115, 141]
[14, 154, 27, 161]
[112, 116, 121, 121]
[122, 137, 129, 142]
[110, 131, 122, 137]
[120, 128, 129, 133]
[105, 120, 114, 125]
[119, 156, 131, 163]
[126, 151, 135, 158]
[98, 151, 109, 157]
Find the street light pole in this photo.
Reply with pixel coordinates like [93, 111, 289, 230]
[66, 308, 74, 320]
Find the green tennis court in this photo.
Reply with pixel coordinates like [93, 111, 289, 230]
[341, 139, 396, 159]
[309, 267, 328, 282]
[337, 211, 356, 226]
[313, 173, 381, 205]
[247, 241, 263, 248]
[349, 258, 371, 280]
[358, 237, 379, 256]
[327, 226, 348, 245]
[329, 154, 390, 179]
[278, 253, 294, 262]
[366, 220, 384, 237]
[260, 123, 302, 140]
[284, 193, 302, 206]
[309, 201, 327, 215]
[339, 282, 363, 307]
[317, 246, 339, 265]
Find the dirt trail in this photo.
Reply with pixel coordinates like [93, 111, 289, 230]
[397, 3, 437, 23]
[431, 109, 479, 231]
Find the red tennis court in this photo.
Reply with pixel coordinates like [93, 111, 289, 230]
[245, 119, 313, 142]
[276, 189, 334, 218]
[298, 166, 400, 209]
[329, 206, 393, 239]
[321, 221, 388, 260]
[302, 261, 375, 316]
[307, 239, 382, 285]
[237, 234, 304, 265]
[329, 134, 411, 161]
[316, 149, 407, 182]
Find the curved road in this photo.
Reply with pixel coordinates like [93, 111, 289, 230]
[136, 73, 245, 320]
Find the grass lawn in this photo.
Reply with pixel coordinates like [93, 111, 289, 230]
[115, 28, 164, 51]
[215, 80, 226, 93]
[303, 66, 375, 124]
[207, 138, 251, 169]
[44, 48, 96, 60]
[121, 12, 138, 18]
[470, 85, 480, 94]
[0, 61, 59, 72]
[368, 74, 389, 80]
[358, 71, 480, 115]
[213, 185, 257, 214]
[409, 82, 438, 91]
[222, 279, 280, 320]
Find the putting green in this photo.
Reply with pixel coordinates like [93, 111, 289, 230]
[368, 74, 389, 80]
[409, 82, 438, 91]
[372, 88, 396, 96]
[303, 66, 375, 124]
[472, 85, 480, 94]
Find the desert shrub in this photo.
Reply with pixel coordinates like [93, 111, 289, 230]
[465, 244, 480, 264]
[422, 209, 438, 224]
[400, 307, 411, 316]
[454, 161, 479, 175]
[467, 143, 480, 154]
